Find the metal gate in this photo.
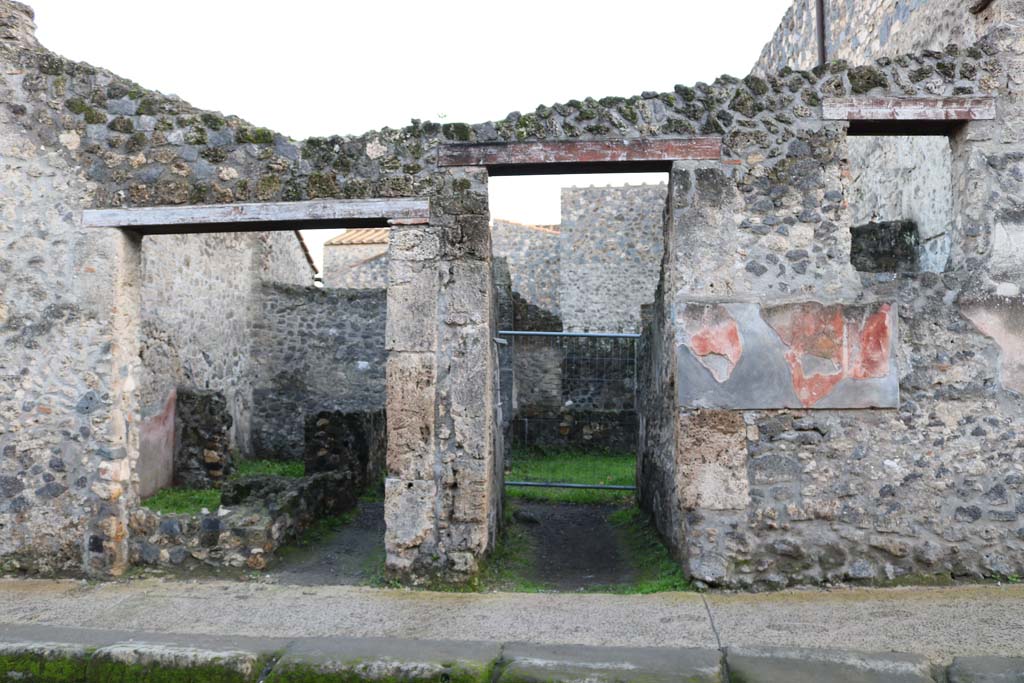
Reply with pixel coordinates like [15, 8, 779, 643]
[498, 330, 638, 491]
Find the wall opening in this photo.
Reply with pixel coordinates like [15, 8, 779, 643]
[486, 171, 682, 591]
[847, 135, 954, 273]
[133, 226, 388, 578]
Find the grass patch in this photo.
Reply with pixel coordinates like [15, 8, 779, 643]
[141, 487, 220, 515]
[140, 459, 304, 515]
[595, 507, 690, 594]
[474, 505, 546, 592]
[505, 447, 634, 504]
[232, 459, 304, 478]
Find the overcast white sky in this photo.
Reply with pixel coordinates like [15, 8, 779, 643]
[29, 0, 793, 270]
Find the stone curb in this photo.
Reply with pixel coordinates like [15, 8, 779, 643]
[1, 624, 1024, 682]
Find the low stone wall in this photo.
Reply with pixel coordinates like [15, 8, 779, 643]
[252, 284, 386, 460]
[129, 470, 358, 570]
[305, 409, 387, 490]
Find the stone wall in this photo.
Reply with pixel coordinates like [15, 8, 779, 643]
[322, 242, 388, 289]
[252, 283, 386, 460]
[753, 0, 1001, 75]
[560, 185, 666, 333]
[139, 230, 314, 476]
[1, 0, 1022, 588]
[491, 220, 561, 319]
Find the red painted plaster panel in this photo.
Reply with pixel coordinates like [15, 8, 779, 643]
[138, 389, 175, 499]
[764, 303, 893, 407]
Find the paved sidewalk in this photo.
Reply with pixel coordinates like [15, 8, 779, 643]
[0, 578, 1023, 664]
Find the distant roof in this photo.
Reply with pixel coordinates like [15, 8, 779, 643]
[324, 228, 390, 246]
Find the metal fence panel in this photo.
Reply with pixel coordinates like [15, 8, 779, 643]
[498, 330, 638, 490]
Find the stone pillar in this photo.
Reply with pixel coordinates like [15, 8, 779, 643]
[86, 229, 143, 576]
[384, 169, 500, 582]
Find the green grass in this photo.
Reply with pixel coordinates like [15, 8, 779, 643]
[596, 507, 691, 594]
[233, 459, 304, 478]
[141, 459, 304, 515]
[505, 447, 635, 504]
[141, 487, 221, 515]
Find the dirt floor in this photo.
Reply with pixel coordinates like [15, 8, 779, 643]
[511, 502, 639, 591]
[264, 499, 649, 590]
[268, 501, 385, 586]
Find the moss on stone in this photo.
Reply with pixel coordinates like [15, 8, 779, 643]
[402, 163, 422, 175]
[584, 124, 610, 135]
[200, 147, 228, 163]
[610, 102, 634, 124]
[108, 116, 134, 133]
[663, 118, 695, 135]
[729, 89, 759, 118]
[155, 116, 175, 132]
[0, 652, 89, 682]
[256, 175, 281, 201]
[674, 84, 696, 101]
[802, 89, 821, 107]
[514, 113, 544, 140]
[282, 178, 304, 201]
[136, 98, 159, 116]
[185, 126, 208, 146]
[127, 87, 144, 100]
[909, 65, 935, 83]
[65, 97, 89, 115]
[441, 122, 471, 141]
[126, 132, 148, 153]
[67, 97, 107, 124]
[38, 53, 64, 75]
[574, 99, 599, 121]
[847, 65, 888, 94]
[307, 172, 340, 199]
[743, 74, 769, 96]
[201, 113, 226, 130]
[266, 661, 492, 683]
[828, 58, 849, 73]
[936, 61, 956, 79]
[341, 178, 369, 199]
[87, 658, 254, 683]
[236, 127, 275, 145]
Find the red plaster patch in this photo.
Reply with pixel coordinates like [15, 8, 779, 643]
[850, 304, 892, 379]
[682, 305, 743, 383]
[764, 303, 892, 407]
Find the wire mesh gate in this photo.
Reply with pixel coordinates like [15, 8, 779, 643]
[498, 330, 638, 491]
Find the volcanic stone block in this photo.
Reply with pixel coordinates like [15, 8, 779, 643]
[174, 389, 233, 488]
[725, 646, 935, 683]
[304, 410, 386, 485]
[851, 220, 920, 272]
[948, 656, 1024, 682]
[501, 642, 723, 683]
